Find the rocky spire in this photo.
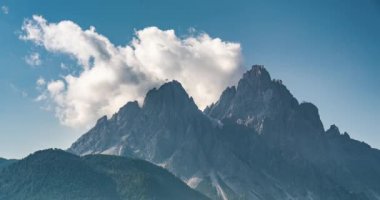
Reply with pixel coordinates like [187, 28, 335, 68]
[326, 124, 341, 135]
[143, 80, 199, 114]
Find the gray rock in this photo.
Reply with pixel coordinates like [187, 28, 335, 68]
[69, 65, 380, 200]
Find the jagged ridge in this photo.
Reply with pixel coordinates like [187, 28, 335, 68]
[69, 65, 380, 200]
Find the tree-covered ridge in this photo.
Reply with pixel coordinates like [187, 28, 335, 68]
[0, 149, 209, 200]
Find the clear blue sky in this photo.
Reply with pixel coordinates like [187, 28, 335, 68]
[0, 0, 379, 158]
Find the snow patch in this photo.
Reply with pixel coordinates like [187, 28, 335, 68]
[80, 150, 94, 156]
[101, 146, 120, 155]
[210, 172, 228, 200]
[187, 176, 203, 188]
[157, 160, 169, 168]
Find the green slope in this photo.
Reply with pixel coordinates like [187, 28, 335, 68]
[0, 149, 209, 200]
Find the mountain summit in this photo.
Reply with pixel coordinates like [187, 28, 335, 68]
[206, 65, 302, 133]
[69, 65, 380, 200]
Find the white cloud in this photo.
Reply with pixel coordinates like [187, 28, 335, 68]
[1, 6, 8, 15]
[35, 94, 47, 102]
[25, 52, 42, 66]
[21, 15, 244, 128]
[35, 77, 47, 101]
[36, 77, 46, 86]
[47, 80, 65, 95]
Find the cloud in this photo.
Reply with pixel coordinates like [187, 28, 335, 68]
[21, 15, 244, 128]
[36, 77, 46, 86]
[25, 52, 42, 66]
[1, 6, 8, 14]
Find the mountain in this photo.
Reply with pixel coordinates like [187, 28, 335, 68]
[69, 65, 380, 200]
[205, 65, 380, 199]
[0, 149, 208, 200]
[0, 158, 16, 170]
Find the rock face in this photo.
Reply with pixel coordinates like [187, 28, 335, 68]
[69, 65, 380, 200]
[0, 149, 208, 200]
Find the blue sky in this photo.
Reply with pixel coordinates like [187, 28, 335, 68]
[0, 0, 379, 158]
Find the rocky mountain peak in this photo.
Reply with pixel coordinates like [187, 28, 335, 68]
[326, 124, 341, 135]
[68, 65, 380, 200]
[118, 101, 140, 114]
[237, 65, 272, 92]
[95, 115, 108, 126]
[143, 80, 198, 113]
[204, 86, 236, 119]
[220, 86, 237, 98]
[325, 124, 351, 139]
[297, 102, 324, 131]
[111, 101, 141, 124]
[247, 64, 271, 81]
[206, 65, 298, 130]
